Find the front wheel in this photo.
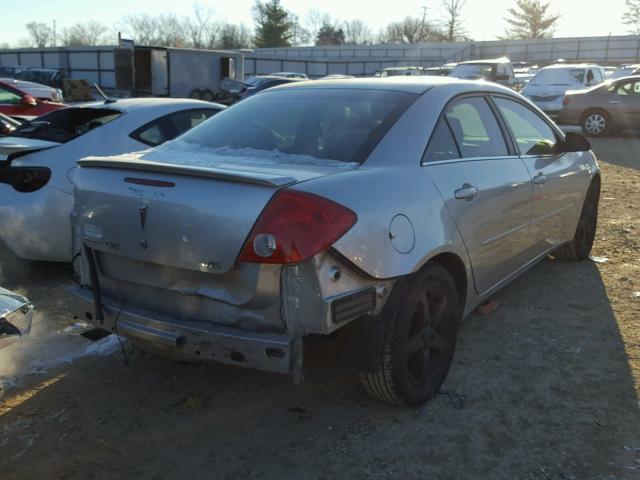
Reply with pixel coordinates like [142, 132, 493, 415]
[359, 263, 461, 406]
[582, 110, 610, 137]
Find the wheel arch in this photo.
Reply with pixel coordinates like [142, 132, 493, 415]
[422, 252, 468, 313]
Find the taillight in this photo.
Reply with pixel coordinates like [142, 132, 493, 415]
[238, 189, 357, 264]
[563, 96, 570, 106]
[0, 167, 51, 192]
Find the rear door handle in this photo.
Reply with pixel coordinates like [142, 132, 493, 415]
[454, 184, 478, 200]
[533, 173, 547, 185]
[608, 100, 620, 104]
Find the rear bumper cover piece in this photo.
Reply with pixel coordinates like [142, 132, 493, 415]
[70, 286, 291, 374]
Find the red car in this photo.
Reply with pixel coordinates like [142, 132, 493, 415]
[0, 79, 66, 120]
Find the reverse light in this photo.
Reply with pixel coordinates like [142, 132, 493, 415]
[0, 167, 51, 193]
[238, 190, 357, 264]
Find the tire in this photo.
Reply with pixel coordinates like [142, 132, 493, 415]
[189, 89, 202, 100]
[201, 89, 214, 102]
[555, 179, 600, 261]
[581, 110, 610, 137]
[359, 263, 461, 406]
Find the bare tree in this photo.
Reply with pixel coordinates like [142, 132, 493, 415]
[183, 4, 213, 49]
[304, 10, 331, 44]
[343, 19, 373, 45]
[61, 21, 109, 46]
[120, 14, 159, 45]
[379, 16, 444, 44]
[442, 0, 466, 42]
[623, 0, 640, 34]
[504, 0, 560, 39]
[219, 23, 253, 49]
[25, 22, 53, 48]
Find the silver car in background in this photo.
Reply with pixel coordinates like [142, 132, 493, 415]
[70, 77, 600, 406]
[0, 287, 33, 349]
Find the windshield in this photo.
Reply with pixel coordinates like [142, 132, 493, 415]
[12, 107, 121, 143]
[530, 68, 585, 86]
[450, 64, 495, 79]
[153, 88, 417, 165]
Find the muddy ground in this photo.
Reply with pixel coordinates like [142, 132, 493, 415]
[0, 137, 639, 479]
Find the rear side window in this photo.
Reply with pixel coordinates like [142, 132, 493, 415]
[423, 119, 460, 162]
[444, 97, 508, 158]
[493, 97, 558, 156]
[131, 108, 219, 147]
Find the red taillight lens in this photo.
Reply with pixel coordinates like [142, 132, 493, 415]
[238, 190, 357, 264]
[0, 167, 51, 192]
[563, 96, 570, 106]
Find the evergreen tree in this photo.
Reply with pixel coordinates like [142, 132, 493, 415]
[316, 22, 345, 46]
[504, 0, 560, 39]
[253, 0, 294, 48]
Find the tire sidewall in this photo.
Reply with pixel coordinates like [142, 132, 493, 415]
[387, 264, 461, 405]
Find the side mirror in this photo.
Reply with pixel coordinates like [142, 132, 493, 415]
[21, 94, 37, 107]
[560, 131, 591, 153]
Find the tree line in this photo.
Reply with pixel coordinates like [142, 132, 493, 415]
[8, 0, 640, 50]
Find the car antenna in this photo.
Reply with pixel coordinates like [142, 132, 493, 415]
[93, 83, 116, 104]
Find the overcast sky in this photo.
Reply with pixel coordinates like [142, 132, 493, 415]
[1, 0, 633, 45]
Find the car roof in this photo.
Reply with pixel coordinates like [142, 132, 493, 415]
[456, 57, 511, 65]
[540, 63, 602, 70]
[268, 76, 514, 95]
[0, 77, 54, 90]
[72, 97, 224, 112]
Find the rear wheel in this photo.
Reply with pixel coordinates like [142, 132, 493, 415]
[189, 89, 202, 100]
[359, 263, 461, 406]
[556, 179, 600, 261]
[582, 110, 610, 137]
[201, 89, 214, 102]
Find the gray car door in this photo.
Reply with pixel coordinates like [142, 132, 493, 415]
[424, 95, 534, 295]
[492, 96, 585, 250]
[607, 79, 640, 127]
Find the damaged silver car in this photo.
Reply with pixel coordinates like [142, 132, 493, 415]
[70, 77, 600, 405]
[0, 287, 33, 349]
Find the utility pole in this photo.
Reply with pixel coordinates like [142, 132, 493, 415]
[420, 5, 428, 42]
[52, 19, 56, 47]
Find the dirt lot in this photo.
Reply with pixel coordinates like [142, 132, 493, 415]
[0, 137, 639, 480]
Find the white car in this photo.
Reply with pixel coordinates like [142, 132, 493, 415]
[0, 98, 224, 262]
[0, 77, 64, 103]
[521, 64, 606, 116]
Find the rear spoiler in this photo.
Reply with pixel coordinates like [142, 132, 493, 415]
[77, 157, 297, 188]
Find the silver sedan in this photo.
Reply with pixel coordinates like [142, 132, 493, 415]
[70, 77, 600, 406]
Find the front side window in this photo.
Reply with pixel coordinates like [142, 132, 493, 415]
[0, 87, 22, 104]
[444, 96, 508, 158]
[163, 89, 417, 165]
[494, 97, 558, 156]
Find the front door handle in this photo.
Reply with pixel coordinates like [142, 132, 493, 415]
[533, 173, 547, 185]
[608, 100, 620, 104]
[455, 184, 478, 200]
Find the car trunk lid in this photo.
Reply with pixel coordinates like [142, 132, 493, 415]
[0, 137, 60, 162]
[74, 151, 355, 275]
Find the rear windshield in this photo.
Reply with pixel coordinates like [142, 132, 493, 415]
[450, 64, 495, 79]
[164, 88, 417, 165]
[530, 68, 585, 86]
[12, 107, 121, 143]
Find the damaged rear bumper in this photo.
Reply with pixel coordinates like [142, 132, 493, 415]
[0, 288, 33, 349]
[70, 286, 291, 374]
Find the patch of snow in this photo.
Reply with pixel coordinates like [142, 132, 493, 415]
[144, 140, 359, 170]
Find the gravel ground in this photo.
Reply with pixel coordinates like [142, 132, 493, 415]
[0, 137, 638, 479]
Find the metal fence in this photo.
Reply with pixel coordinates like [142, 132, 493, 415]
[0, 46, 116, 87]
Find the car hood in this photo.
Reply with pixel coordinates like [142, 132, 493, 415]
[0, 136, 60, 161]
